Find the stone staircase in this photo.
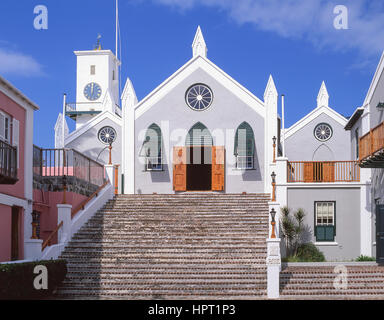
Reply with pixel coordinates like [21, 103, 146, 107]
[280, 265, 384, 299]
[55, 193, 270, 300]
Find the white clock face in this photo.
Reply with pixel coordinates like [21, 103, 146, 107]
[84, 82, 102, 101]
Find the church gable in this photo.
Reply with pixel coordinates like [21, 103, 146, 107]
[134, 56, 265, 120]
[285, 110, 350, 162]
[134, 66, 265, 134]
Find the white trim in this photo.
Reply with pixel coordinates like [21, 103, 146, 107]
[0, 193, 28, 209]
[283, 182, 368, 188]
[0, 76, 39, 111]
[314, 242, 339, 246]
[134, 56, 265, 120]
[363, 51, 384, 107]
[285, 105, 348, 139]
[65, 110, 122, 146]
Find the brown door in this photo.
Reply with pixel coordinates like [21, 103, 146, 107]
[323, 162, 335, 182]
[11, 207, 19, 261]
[173, 147, 187, 191]
[304, 162, 314, 182]
[212, 146, 225, 191]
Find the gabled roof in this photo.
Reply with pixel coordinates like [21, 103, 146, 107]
[134, 55, 265, 120]
[65, 110, 122, 145]
[363, 51, 384, 107]
[344, 107, 364, 130]
[285, 105, 348, 139]
[0, 75, 39, 111]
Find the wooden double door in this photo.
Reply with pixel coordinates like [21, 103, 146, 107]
[173, 146, 225, 192]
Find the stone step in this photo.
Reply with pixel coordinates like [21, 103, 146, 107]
[65, 273, 266, 280]
[55, 289, 266, 299]
[56, 193, 269, 299]
[63, 247, 266, 253]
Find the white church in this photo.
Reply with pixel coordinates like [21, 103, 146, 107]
[54, 26, 376, 263]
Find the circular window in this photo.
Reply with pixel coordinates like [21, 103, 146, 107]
[186, 84, 213, 111]
[314, 123, 333, 141]
[98, 126, 117, 145]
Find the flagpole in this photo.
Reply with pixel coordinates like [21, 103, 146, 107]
[116, 0, 118, 60]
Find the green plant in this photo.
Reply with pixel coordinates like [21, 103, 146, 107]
[282, 243, 325, 262]
[280, 206, 307, 256]
[296, 243, 325, 262]
[356, 255, 376, 262]
[0, 259, 67, 300]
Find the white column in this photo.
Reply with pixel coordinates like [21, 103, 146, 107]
[24, 239, 43, 261]
[121, 79, 136, 195]
[275, 157, 288, 208]
[281, 94, 286, 158]
[57, 204, 72, 244]
[105, 164, 116, 198]
[360, 168, 372, 256]
[266, 238, 281, 299]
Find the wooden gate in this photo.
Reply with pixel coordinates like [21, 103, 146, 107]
[212, 146, 225, 191]
[173, 147, 187, 191]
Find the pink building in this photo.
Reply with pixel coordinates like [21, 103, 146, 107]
[0, 76, 38, 262]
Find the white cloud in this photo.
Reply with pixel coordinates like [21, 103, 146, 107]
[151, 0, 384, 58]
[0, 48, 44, 77]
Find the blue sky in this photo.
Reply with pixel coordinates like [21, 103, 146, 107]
[0, 0, 383, 148]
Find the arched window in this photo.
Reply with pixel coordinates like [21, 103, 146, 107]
[140, 123, 163, 171]
[186, 122, 213, 146]
[234, 122, 255, 169]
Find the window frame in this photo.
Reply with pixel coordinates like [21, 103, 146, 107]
[355, 128, 359, 160]
[0, 111, 12, 144]
[314, 201, 336, 242]
[236, 155, 254, 170]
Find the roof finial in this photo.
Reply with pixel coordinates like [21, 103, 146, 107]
[192, 26, 207, 58]
[94, 34, 102, 50]
[317, 81, 329, 108]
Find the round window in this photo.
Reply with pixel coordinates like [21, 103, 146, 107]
[314, 123, 333, 142]
[185, 84, 213, 111]
[98, 126, 117, 145]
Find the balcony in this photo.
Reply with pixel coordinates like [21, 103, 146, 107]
[33, 146, 106, 195]
[287, 161, 360, 183]
[65, 102, 122, 119]
[359, 121, 384, 168]
[0, 140, 18, 184]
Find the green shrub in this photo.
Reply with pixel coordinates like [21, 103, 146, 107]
[356, 255, 376, 262]
[0, 259, 67, 300]
[296, 243, 325, 262]
[283, 243, 326, 262]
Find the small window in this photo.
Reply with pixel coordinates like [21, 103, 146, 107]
[140, 124, 163, 171]
[355, 128, 359, 159]
[112, 70, 115, 81]
[315, 202, 336, 242]
[0, 112, 11, 143]
[90, 65, 96, 75]
[234, 122, 255, 170]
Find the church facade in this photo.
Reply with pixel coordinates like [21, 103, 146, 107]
[55, 27, 376, 262]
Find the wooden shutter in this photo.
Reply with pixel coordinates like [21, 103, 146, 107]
[173, 147, 186, 191]
[323, 162, 335, 182]
[12, 119, 19, 168]
[304, 162, 313, 182]
[212, 146, 225, 191]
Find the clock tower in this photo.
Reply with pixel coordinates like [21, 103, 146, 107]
[69, 48, 121, 129]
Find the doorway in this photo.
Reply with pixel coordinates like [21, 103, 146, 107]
[186, 146, 212, 191]
[376, 204, 384, 264]
[11, 207, 20, 261]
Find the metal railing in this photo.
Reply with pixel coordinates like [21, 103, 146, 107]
[65, 102, 102, 113]
[359, 120, 384, 161]
[33, 145, 105, 187]
[0, 140, 17, 183]
[287, 161, 360, 183]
